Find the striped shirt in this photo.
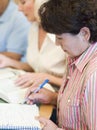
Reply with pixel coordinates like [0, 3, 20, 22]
[57, 42, 97, 130]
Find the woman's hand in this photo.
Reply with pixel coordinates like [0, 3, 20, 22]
[37, 116, 58, 130]
[15, 72, 49, 88]
[0, 54, 12, 68]
[25, 86, 58, 105]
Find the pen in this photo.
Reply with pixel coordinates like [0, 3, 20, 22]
[23, 79, 49, 104]
[33, 79, 49, 93]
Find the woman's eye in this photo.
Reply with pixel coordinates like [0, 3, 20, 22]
[57, 38, 62, 41]
[56, 36, 62, 39]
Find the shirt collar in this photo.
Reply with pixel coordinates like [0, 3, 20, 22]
[47, 33, 55, 43]
[68, 42, 97, 72]
[32, 22, 55, 43]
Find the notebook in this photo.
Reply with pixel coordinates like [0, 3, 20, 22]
[0, 103, 41, 130]
[0, 68, 55, 104]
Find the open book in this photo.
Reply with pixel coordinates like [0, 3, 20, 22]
[0, 68, 55, 104]
[0, 68, 27, 103]
[0, 103, 41, 130]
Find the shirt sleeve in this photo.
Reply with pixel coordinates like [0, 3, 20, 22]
[6, 12, 31, 56]
[84, 71, 97, 130]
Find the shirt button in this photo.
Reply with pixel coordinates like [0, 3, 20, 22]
[67, 76, 70, 79]
[35, 68, 39, 72]
[68, 99, 71, 103]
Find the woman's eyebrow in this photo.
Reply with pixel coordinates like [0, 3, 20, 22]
[56, 37, 62, 40]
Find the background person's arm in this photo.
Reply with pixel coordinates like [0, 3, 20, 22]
[0, 52, 21, 60]
[0, 54, 33, 72]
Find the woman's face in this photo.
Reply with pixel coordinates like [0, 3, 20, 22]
[18, 0, 35, 22]
[56, 32, 90, 58]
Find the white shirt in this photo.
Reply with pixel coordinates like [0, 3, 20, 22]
[27, 22, 66, 77]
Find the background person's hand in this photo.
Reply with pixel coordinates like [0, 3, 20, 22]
[15, 72, 49, 88]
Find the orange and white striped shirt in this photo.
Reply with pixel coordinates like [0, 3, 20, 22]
[57, 42, 97, 130]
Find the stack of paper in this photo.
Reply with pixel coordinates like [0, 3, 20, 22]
[0, 103, 41, 130]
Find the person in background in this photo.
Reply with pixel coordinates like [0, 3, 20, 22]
[0, 0, 66, 90]
[25, 0, 97, 130]
[0, 0, 31, 61]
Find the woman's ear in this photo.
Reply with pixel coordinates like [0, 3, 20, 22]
[79, 27, 90, 41]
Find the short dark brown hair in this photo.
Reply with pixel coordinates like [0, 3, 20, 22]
[39, 0, 97, 42]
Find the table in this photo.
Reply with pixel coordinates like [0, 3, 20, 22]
[40, 104, 53, 118]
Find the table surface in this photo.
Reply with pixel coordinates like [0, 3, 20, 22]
[40, 104, 53, 118]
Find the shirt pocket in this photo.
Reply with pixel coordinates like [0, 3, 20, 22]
[63, 98, 81, 127]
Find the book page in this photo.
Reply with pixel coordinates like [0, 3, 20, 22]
[0, 103, 41, 129]
[0, 68, 27, 103]
[0, 78, 27, 103]
[0, 68, 25, 79]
